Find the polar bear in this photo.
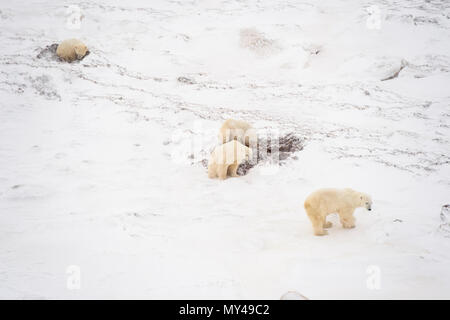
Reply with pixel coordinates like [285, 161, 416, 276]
[208, 140, 253, 180]
[56, 39, 88, 62]
[304, 188, 372, 236]
[218, 119, 257, 147]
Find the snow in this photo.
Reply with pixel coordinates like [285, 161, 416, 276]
[0, 0, 449, 299]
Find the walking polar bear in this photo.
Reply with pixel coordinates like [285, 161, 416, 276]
[304, 188, 372, 236]
[56, 39, 89, 62]
[218, 119, 257, 147]
[208, 140, 252, 179]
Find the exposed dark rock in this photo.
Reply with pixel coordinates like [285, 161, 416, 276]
[237, 133, 304, 175]
[439, 204, 450, 237]
[177, 76, 195, 84]
[200, 133, 304, 176]
[36, 43, 59, 61]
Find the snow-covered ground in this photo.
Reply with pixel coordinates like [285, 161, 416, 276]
[0, 0, 449, 299]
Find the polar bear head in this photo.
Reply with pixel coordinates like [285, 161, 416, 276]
[74, 43, 88, 59]
[358, 193, 373, 211]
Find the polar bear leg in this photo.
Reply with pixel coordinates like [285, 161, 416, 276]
[313, 219, 328, 236]
[306, 209, 328, 236]
[208, 163, 217, 179]
[339, 210, 355, 228]
[323, 221, 333, 228]
[217, 164, 228, 180]
[227, 164, 239, 177]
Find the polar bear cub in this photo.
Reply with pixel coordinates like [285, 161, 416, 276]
[304, 188, 372, 236]
[218, 119, 257, 147]
[56, 39, 88, 62]
[208, 140, 252, 180]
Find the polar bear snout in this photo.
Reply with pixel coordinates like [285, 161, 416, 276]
[361, 193, 372, 211]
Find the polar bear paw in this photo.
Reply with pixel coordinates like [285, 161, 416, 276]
[314, 229, 329, 236]
[323, 221, 333, 228]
